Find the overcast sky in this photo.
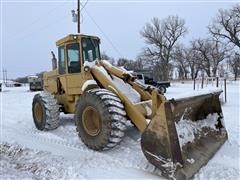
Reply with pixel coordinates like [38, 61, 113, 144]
[1, 0, 239, 79]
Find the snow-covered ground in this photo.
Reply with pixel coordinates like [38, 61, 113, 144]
[0, 81, 239, 179]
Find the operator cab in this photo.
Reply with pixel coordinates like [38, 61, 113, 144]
[55, 34, 101, 74]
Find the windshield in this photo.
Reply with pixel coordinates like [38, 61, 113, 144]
[82, 37, 101, 63]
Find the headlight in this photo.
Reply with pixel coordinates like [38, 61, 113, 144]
[84, 66, 90, 72]
[73, 35, 77, 39]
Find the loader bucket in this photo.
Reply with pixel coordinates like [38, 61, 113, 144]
[141, 91, 228, 180]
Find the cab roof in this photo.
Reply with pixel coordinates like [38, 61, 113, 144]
[56, 34, 100, 46]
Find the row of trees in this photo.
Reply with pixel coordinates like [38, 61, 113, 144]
[107, 4, 240, 81]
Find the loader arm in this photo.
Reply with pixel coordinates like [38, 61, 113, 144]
[90, 61, 148, 132]
[88, 60, 228, 180]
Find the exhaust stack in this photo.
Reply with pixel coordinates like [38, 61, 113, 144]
[51, 51, 57, 70]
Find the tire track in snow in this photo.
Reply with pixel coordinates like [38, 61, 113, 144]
[1, 87, 158, 177]
[3, 123, 158, 175]
[1, 142, 159, 179]
[0, 143, 86, 180]
[4, 123, 91, 152]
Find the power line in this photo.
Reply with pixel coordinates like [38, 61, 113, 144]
[8, 6, 71, 42]
[5, 0, 123, 57]
[80, 0, 88, 24]
[80, 0, 89, 11]
[83, 8, 123, 57]
[8, 3, 67, 41]
[18, 13, 70, 42]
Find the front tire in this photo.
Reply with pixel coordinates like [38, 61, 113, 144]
[75, 88, 127, 151]
[32, 92, 60, 131]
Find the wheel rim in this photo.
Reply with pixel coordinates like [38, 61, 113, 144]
[34, 102, 43, 123]
[82, 106, 100, 136]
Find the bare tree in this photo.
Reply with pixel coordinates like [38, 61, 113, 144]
[173, 45, 202, 80]
[134, 56, 144, 71]
[117, 58, 129, 67]
[228, 53, 240, 80]
[140, 16, 187, 80]
[173, 45, 189, 79]
[185, 48, 202, 80]
[116, 58, 143, 71]
[101, 51, 115, 65]
[101, 51, 110, 60]
[192, 37, 228, 77]
[218, 63, 225, 77]
[209, 4, 240, 48]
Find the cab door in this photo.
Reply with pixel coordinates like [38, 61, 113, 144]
[58, 45, 67, 93]
[65, 42, 86, 95]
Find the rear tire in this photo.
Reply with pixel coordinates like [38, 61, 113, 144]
[75, 88, 127, 150]
[32, 92, 60, 131]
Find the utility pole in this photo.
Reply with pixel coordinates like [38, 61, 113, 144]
[77, 0, 80, 33]
[71, 0, 81, 33]
[2, 69, 5, 83]
[5, 70, 7, 84]
[2, 69, 7, 85]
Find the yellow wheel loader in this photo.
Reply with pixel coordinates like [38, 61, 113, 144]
[32, 34, 228, 179]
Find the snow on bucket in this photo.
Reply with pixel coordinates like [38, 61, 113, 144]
[141, 91, 228, 180]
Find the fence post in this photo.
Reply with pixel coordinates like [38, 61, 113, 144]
[201, 76, 204, 89]
[224, 78, 227, 103]
[216, 77, 219, 87]
[193, 79, 196, 90]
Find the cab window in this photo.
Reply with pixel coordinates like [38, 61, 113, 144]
[58, 46, 65, 74]
[67, 43, 80, 73]
[137, 74, 143, 80]
[82, 38, 100, 63]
